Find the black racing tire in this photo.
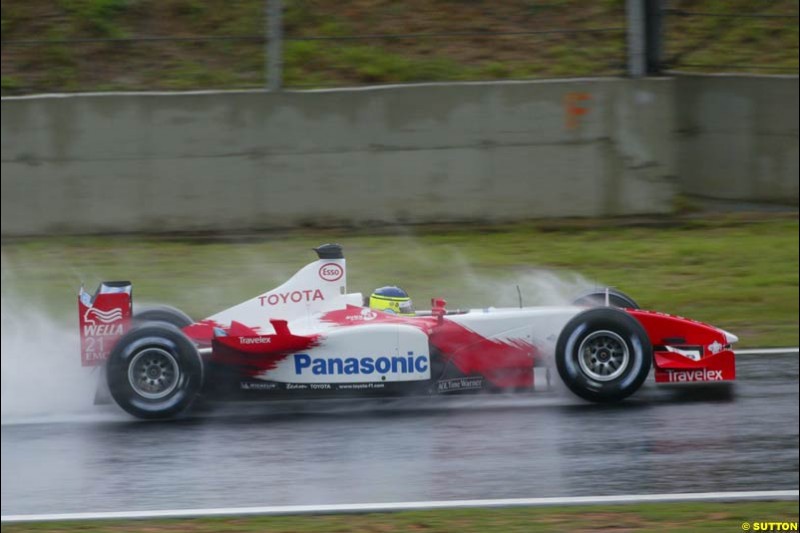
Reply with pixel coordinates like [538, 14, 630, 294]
[556, 308, 651, 403]
[572, 288, 640, 309]
[134, 306, 194, 329]
[106, 323, 203, 419]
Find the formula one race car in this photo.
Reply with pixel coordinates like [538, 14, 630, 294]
[79, 244, 738, 419]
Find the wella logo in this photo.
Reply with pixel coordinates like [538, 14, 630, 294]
[84, 307, 123, 324]
[83, 307, 124, 336]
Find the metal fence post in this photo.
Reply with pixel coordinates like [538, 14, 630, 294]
[645, 0, 663, 74]
[266, 0, 283, 91]
[626, 0, 646, 78]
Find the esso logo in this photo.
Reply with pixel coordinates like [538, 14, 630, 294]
[319, 263, 343, 282]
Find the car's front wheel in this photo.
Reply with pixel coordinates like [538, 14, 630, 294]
[572, 288, 639, 309]
[106, 323, 203, 419]
[556, 307, 651, 402]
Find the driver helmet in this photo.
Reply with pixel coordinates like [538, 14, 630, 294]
[369, 286, 415, 316]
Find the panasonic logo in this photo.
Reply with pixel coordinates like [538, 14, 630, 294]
[294, 352, 429, 376]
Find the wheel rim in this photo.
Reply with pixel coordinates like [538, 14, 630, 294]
[128, 348, 180, 399]
[577, 330, 629, 382]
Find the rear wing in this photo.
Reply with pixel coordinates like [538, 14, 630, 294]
[78, 281, 133, 366]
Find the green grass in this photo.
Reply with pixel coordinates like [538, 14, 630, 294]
[3, 501, 798, 532]
[664, 0, 799, 72]
[61, 0, 130, 38]
[1, 215, 797, 347]
[6, 0, 794, 94]
[283, 40, 473, 86]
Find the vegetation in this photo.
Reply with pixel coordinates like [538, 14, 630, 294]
[1, 0, 796, 94]
[2, 214, 797, 347]
[3, 500, 798, 532]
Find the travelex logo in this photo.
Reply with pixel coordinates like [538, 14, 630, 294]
[666, 368, 723, 382]
[294, 352, 428, 376]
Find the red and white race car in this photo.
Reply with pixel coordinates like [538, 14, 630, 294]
[79, 244, 737, 419]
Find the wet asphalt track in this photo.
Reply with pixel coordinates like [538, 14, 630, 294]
[2, 353, 798, 515]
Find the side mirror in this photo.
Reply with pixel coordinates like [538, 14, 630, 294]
[431, 298, 447, 323]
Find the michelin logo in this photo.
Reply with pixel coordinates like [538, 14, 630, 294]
[294, 352, 428, 376]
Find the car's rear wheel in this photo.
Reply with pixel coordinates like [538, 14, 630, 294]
[134, 305, 194, 329]
[106, 323, 203, 419]
[572, 288, 639, 309]
[556, 308, 651, 402]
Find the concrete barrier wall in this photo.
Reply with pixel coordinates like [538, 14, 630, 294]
[1, 79, 677, 236]
[2, 75, 796, 237]
[675, 75, 799, 204]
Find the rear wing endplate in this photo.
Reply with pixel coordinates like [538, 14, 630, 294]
[78, 281, 132, 366]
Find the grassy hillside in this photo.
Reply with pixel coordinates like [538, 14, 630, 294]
[1, 0, 797, 94]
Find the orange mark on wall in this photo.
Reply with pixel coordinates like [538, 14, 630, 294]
[564, 92, 591, 129]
